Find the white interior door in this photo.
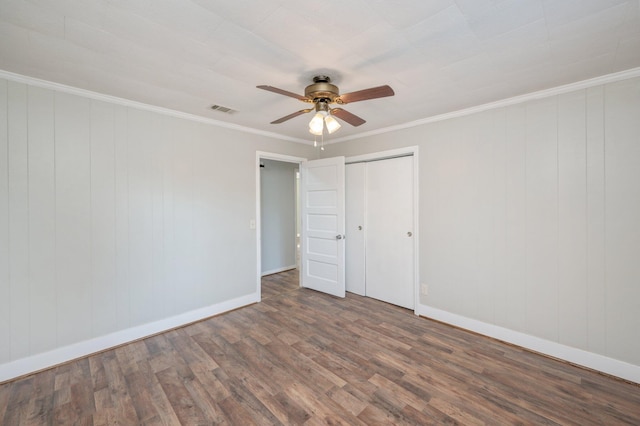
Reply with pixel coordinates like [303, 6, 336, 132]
[300, 156, 345, 297]
[365, 156, 414, 309]
[345, 163, 366, 295]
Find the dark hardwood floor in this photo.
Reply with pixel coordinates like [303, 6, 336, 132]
[1, 268, 639, 424]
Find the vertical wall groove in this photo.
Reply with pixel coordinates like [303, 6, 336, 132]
[556, 93, 560, 342]
[602, 84, 608, 356]
[25, 85, 30, 355]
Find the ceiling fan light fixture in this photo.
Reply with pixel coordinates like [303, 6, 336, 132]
[309, 112, 325, 134]
[324, 115, 341, 134]
[309, 126, 323, 136]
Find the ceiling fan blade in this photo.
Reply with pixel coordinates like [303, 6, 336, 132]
[270, 108, 313, 124]
[257, 85, 308, 101]
[331, 108, 366, 127]
[336, 85, 395, 104]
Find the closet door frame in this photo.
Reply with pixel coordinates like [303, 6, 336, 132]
[346, 146, 420, 315]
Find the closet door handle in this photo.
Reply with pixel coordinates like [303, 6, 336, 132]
[357, 226, 362, 230]
[407, 231, 412, 237]
[336, 234, 344, 240]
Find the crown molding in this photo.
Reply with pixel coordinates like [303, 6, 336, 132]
[3, 66, 639, 146]
[331, 66, 640, 144]
[0, 69, 309, 145]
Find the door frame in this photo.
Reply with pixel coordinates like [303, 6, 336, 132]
[255, 151, 307, 301]
[346, 146, 420, 315]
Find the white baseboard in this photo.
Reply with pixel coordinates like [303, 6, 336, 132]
[416, 304, 640, 384]
[0, 292, 259, 383]
[261, 265, 297, 276]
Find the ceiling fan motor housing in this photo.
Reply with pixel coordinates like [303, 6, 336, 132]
[305, 75, 340, 102]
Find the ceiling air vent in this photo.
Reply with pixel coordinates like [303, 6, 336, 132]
[210, 104, 236, 114]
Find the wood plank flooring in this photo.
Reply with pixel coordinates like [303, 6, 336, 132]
[1, 268, 639, 424]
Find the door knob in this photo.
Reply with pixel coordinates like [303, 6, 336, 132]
[357, 225, 362, 230]
[336, 234, 344, 240]
[407, 231, 412, 237]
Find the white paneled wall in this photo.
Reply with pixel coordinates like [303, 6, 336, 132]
[28, 86, 56, 355]
[503, 104, 527, 332]
[585, 86, 606, 356]
[90, 100, 118, 337]
[525, 97, 559, 342]
[604, 80, 640, 363]
[8, 81, 29, 360]
[327, 75, 640, 371]
[56, 92, 93, 347]
[428, 78, 640, 366]
[557, 90, 588, 349]
[0, 76, 314, 374]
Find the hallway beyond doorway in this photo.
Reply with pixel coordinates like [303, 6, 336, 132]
[261, 268, 299, 300]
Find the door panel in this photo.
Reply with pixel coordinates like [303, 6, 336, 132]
[365, 156, 414, 309]
[301, 157, 345, 297]
[345, 163, 366, 295]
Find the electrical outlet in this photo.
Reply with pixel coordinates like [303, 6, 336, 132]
[421, 283, 428, 295]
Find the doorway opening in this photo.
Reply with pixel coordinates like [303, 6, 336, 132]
[255, 152, 306, 301]
[260, 159, 300, 275]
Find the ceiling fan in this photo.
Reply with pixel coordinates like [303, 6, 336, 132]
[257, 75, 394, 134]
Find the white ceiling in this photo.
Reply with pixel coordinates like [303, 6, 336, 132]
[1, 0, 639, 142]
